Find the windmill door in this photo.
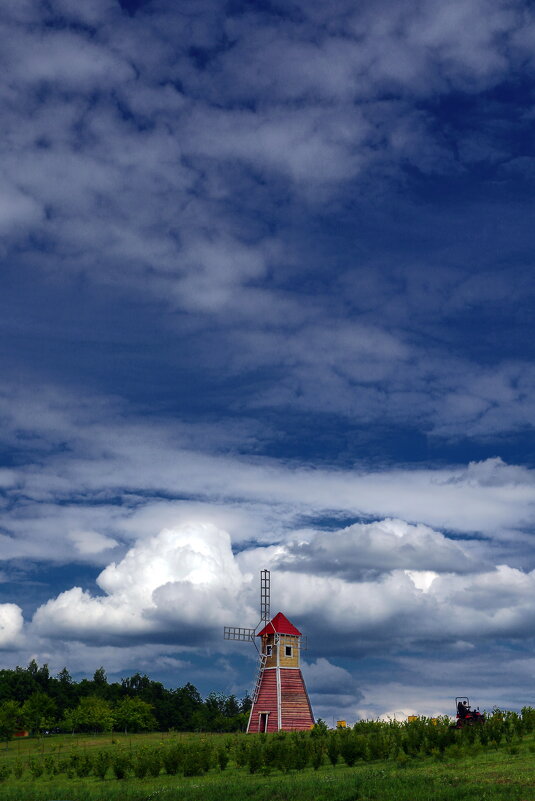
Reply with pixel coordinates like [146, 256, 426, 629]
[259, 712, 269, 732]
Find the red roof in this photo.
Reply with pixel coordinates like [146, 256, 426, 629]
[257, 612, 302, 637]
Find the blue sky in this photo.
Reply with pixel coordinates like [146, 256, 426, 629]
[1, 0, 535, 721]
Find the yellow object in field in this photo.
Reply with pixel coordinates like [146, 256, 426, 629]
[336, 720, 347, 728]
[431, 718, 438, 725]
[408, 715, 418, 722]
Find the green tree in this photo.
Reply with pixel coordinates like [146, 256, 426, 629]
[92, 667, 108, 697]
[114, 697, 156, 733]
[64, 696, 115, 733]
[22, 692, 57, 735]
[0, 701, 22, 748]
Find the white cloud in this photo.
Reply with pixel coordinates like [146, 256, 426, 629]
[1, 384, 535, 573]
[69, 530, 119, 555]
[32, 523, 253, 642]
[29, 512, 535, 660]
[0, 604, 24, 649]
[278, 518, 479, 578]
[405, 570, 438, 593]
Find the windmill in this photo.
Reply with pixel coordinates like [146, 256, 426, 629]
[224, 569, 314, 733]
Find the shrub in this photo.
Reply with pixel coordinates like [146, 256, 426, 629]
[522, 706, 535, 733]
[28, 758, 45, 779]
[247, 740, 264, 774]
[311, 738, 325, 770]
[445, 743, 464, 760]
[183, 744, 206, 777]
[339, 733, 366, 767]
[234, 739, 249, 768]
[147, 751, 162, 778]
[217, 747, 230, 770]
[74, 755, 92, 778]
[93, 751, 110, 780]
[327, 733, 339, 766]
[395, 751, 410, 768]
[162, 745, 182, 775]
[0, 764, 11, 782]
[111, 751, 130, 780]
[13, 761, 24, 779]
[198, 741, 213, 773]
[292, 733, 310, 771]
[132, 751, 149, 779]
[311, 719, 329, 736]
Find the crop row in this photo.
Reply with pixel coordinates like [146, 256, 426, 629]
[0, 708, 532, 782]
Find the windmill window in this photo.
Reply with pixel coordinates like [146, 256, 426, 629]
[285, 646, 292, 657]
[266, 645, 272, 656]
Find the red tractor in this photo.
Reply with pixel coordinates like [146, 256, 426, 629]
[452, 697, 485, 728]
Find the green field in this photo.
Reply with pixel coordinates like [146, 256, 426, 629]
[1, 725, 535, 801]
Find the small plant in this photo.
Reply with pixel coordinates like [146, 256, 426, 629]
[327, 733, 339, 766]
[217, 747, 229, 770]
[93, 750, 110, 780]
[132, 751, 149, 779]
[74, 754, 92, 778]
[12, 761, 24, 779]
[183, 745, 205, 777]
[445, 743, 464, 760]
[339, 733, 363, 767]
[311, 719, 329, 736]
[162, 745, 182, 775]
[395, 751, 410, 768]
[111, 751, 131, 779]
[147, 751, 162, 778]
[247, 740, 263, 774]
[311, 739, 325, 770]
[28, 757, 45, 778]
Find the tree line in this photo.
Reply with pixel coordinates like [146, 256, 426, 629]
[0, 660, 251, 739]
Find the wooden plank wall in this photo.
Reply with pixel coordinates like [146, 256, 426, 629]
[250, 668, 279, 732]
[280, 669, 314, 730]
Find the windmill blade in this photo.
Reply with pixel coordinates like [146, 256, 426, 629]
[224, 626, 255, 642]
[300, 635, 308, 651]
[260, 569, 270, 623]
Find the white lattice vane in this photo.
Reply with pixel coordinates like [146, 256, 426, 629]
[223, 626, 255, 642]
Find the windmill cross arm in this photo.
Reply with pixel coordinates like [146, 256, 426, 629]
[224, 626, 256, 642]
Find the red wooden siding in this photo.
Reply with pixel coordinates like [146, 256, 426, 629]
[248, 667, 314, 732]
[280, 669, 314, 730]
[249, 668, 279, 732]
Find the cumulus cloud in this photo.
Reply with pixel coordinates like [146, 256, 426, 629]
[278, 518, 480, 579]
[0, 604, 24, 649]
[32, 523, 253, 644]
[28, 512, 535, 662]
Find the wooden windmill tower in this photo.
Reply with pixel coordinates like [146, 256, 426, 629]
[224, 570, 314, 733]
